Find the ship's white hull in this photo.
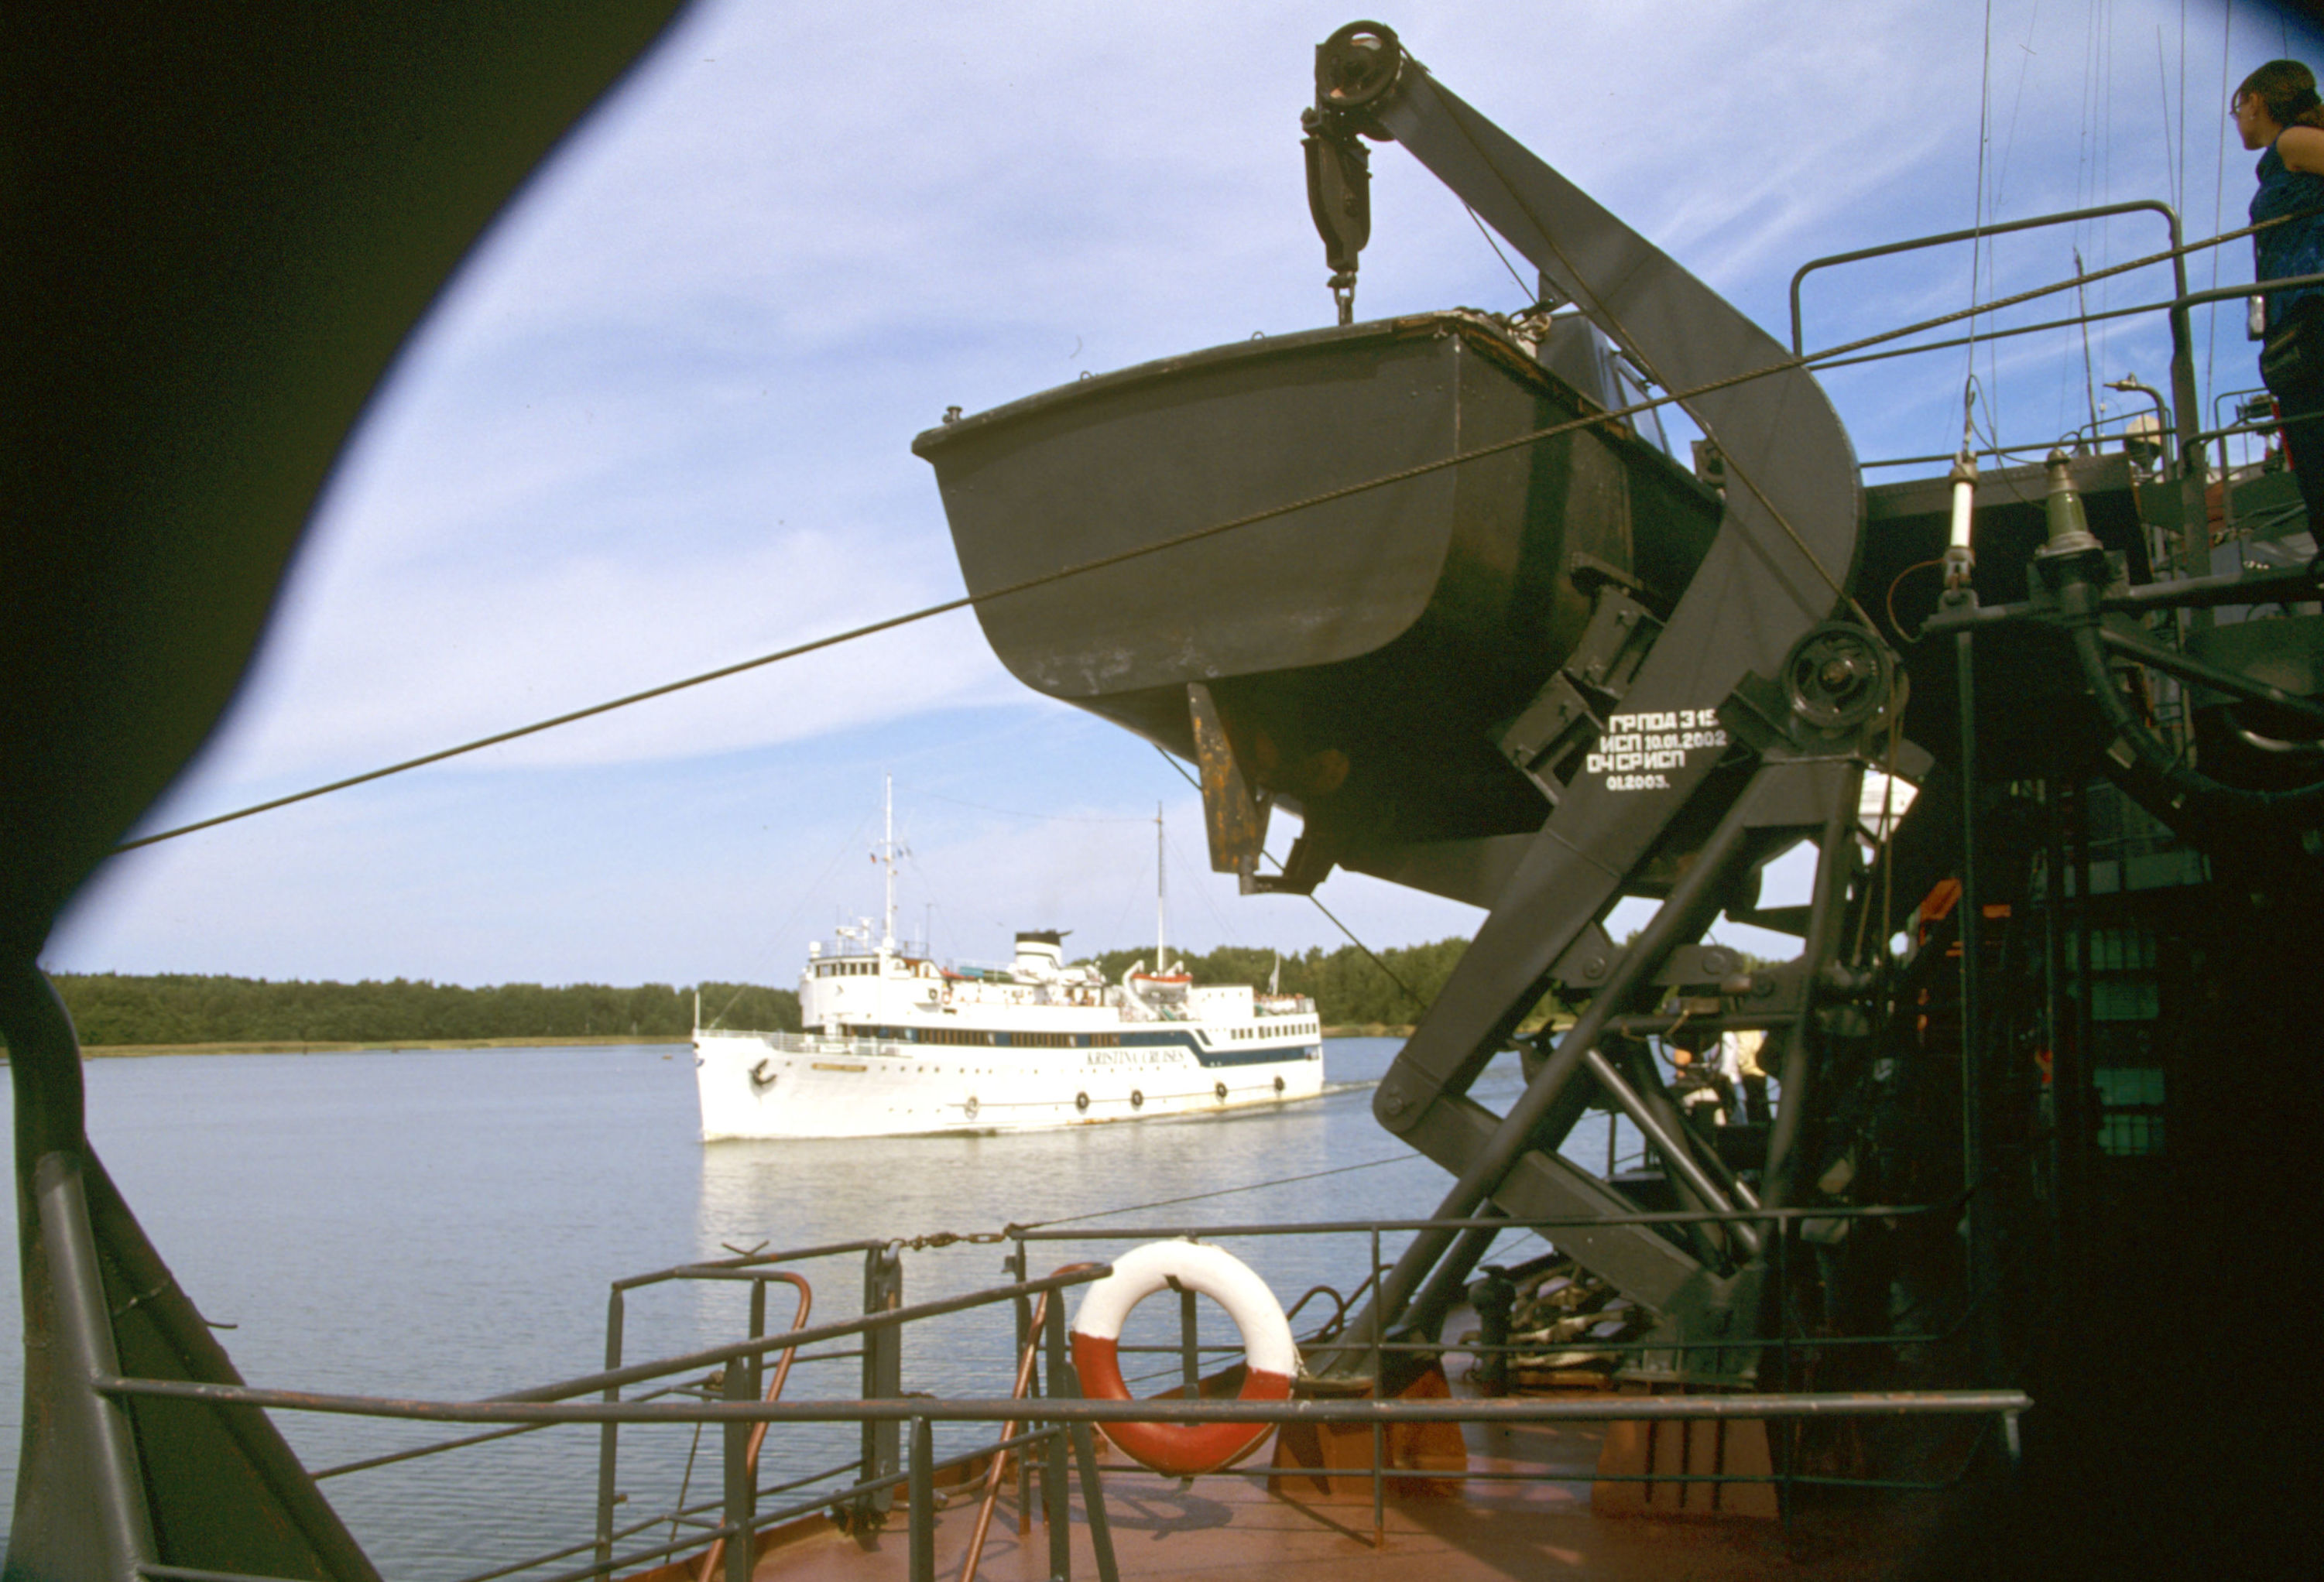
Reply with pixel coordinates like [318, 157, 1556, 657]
[694, 1027, 1325, 1139]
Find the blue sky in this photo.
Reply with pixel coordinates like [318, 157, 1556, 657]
[43, 0, 2323, 988]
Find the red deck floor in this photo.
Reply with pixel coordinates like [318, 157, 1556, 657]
[733, 1417, 1943, 1582]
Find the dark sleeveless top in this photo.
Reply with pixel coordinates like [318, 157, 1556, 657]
[2253, 135, 2324, 329]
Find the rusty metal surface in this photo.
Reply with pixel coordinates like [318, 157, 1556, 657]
[707, 1447, 1945, 1582]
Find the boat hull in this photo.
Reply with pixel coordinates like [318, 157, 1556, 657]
[694, 1028, 1325, 1139]
[913, 311, 1722, 850]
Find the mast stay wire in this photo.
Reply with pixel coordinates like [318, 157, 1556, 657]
[1969, 0, 1997, 413]
[2175, 5, 2186, 227]
[704, 812, 872, 1029]
[2100, 0, 2117, 407]
[1016, 1149, 1428, 1233]
[1149, 745, 1431, 1017]
[2207, 0, 2233, 443]
[111, 208, 2305, 860]
[1465, 200, 1537, 305]
[1990, 2, 2045, 215]
[911, 789, 1148, 824]
[1164, 821, 1244, 950]
[1430, 94, 1881, 637]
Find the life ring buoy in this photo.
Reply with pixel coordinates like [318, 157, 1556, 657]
[1069, 1241, 1295, 1477]
[1129, 1088, 1144, 1109]
[1214, 1081, 1228, 1102]
[1075, 1091, 1090, 1112]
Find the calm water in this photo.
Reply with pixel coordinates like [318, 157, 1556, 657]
[0, 1039, 1626, 1578]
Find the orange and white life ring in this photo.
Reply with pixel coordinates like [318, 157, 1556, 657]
[1068, 1241, 1295, 1476]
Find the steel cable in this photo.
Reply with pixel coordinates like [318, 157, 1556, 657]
[112, 211, 2299, 855]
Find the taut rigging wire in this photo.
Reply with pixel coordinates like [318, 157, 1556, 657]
[112, 208, 2305, 858]
[1014, 1150, 1425, 1231]
[1970, 0, 1997, 402]
[1148, 745, 1430, 1016]
[2206, 1, 2233, 420]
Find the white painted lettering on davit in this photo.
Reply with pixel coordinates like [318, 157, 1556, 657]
[1584, 707, 1728, 793]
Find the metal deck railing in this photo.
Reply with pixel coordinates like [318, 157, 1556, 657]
[99, 1208, 2028, 1582]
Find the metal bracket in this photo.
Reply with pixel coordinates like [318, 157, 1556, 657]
[1188, 683, 1273, 889]
[1548, 921, 1619, 991]
[1496, 584, 1661, 803]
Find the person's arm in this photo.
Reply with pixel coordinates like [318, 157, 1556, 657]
[2278, 123, 2324, 175]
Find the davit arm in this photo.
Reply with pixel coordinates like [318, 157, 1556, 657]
[1299, 23, 1886, 1376]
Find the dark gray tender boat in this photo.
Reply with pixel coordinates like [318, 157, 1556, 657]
[917, 311, 1721, 865]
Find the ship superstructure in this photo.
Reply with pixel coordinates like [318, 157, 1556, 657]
[694, 789, 1321, 1139]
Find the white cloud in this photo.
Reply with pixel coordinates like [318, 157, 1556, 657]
[48, 0, 2324, 981]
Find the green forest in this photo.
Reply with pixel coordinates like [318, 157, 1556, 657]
[36, 936, 1513, 1049]
[46, 974, 800, 1047]
[1076, 937, 1512, 1029]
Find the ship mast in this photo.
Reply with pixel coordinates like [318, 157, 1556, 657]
[879, 775, 900, 954]
[1156, 801, 1167, 973]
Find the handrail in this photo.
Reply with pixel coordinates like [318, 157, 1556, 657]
[121, 1207, 2011, 1582]
[99, 1373, 2028, 1426]
[1003, 1201, 1934, 1239]
[2175, 269, 2324, 311]
[691, 1272, 811, 1582]
[499, 1265, 1105, 1404]
[1787, 199, 2205, 543]
[1788, 199, 2187, 356]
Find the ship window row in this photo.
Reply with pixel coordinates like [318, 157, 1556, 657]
[843, 1025, 1123, 1048]
[818, 960, 886, 978]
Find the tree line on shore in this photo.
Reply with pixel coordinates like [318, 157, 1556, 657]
[1078, 937, 1500, 1027]
[48, 974, 802, 1047]
[43, 935, 1511, 1048]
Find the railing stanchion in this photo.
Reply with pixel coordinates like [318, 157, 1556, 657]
[1059, 1355, 1119, 1582]
[1010, 1237, 1033, 1536]
[859, 1246, 904, 1526]
[749, 1279, 768, 1403]
[1371, 1223, 1386, 1549]
[722, 1356, 754, 1582]
[1778, 1222, 1795, 1534]
[909, 1415, 935, 1582]
[1178, 1285, 1200, 1401]
[595, 1286, 624, 1580]
[1043, 1291, 1074, 1581]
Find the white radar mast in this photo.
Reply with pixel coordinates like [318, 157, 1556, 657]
[877, 775, 907, 955]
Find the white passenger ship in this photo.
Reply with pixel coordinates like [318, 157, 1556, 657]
[693, 789, 1325, 1139]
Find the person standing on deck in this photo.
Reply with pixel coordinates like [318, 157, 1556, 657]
[1720, 1027, 1770, 1125]
[2238, 59, 2324, 538]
